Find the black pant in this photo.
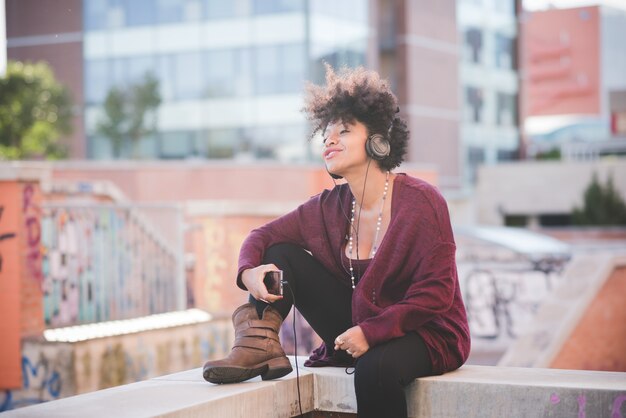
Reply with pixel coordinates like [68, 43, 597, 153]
[250, 243, 433, 418]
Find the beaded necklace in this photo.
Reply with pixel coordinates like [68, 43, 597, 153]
[347, 171, 390, 289]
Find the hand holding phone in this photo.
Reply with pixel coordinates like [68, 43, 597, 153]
[263, 270, 283, 296]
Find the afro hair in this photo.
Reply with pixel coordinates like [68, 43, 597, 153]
[303, 65, 409, 171]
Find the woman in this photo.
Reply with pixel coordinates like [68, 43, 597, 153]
[203, 66, 471, 418]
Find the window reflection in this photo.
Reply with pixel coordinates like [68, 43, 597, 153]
[495, 34, 516, 70]
[159, 131, 195, 158]
[85, 59, 111, 104]
[252, 0, 304, 15]
[464, 28, 483, 64]
[80, 0, 368, 161]
[124, 0, 156, 26]
[496, 92, 518, 126]
[254, 44, 305, 94]
[157, 0, 203, 24]
[174, 52, 204, 100]
[465, 86, 484, 123]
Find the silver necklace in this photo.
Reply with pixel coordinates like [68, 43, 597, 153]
[348, 171, 390, 289]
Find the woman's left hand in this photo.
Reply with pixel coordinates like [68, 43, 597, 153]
[334, 326, 370, 358]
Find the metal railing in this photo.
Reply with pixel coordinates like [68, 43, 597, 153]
[41, 203, 185, 328]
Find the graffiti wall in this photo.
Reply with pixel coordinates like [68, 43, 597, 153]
[192, 213, 321, 355]
[0, 317, 233, 412]
[41, 205, 184, 327]
[0, 181, 45, 389]
[0, 340, 74, 411]
[194, 216, 267, 314]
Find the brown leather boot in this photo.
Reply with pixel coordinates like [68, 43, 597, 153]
[203, 303, 293, 384]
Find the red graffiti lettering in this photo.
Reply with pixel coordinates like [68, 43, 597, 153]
[22, 185, 42, 285]
[23, 185, 35, 212]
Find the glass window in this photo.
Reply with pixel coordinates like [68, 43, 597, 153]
[205, 129, 237, 158]
[495, 34, 516, 70]
[88, 135, 114, 159]
[84, 0, 109, 30]
[497, 149, 517, 161]
[157, 0, 203, 24]
[254, 46, 280, 94]
[252, 0, 304, 15]
[467, 146, 485, 183]
[159, 131, 194, 158]
[496, 92, 518, 126]
[282, 44, 305, 92]
[85, 60, 112, 104]
[157, 55, 175, 101]
[138, 134, 159, 158]
[309, 0, 368, 22]
[464, 28, 483, 64]
[127, 56, 156, 85]
[205, 49, 237, 97]
[111, 58, 127, 88]
[311, 47, 367, 84]
[205, 0, 239, 19]
[494, 0, 515, 16]
[465, 87, 484, 123]
[173, 52, 204, 100]
[123, 0, 156, 27]
[245, 124, 307, 161]
[254, 44, 305, 94]
[157, 0, 183, 23]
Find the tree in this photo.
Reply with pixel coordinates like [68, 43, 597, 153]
[572, 172, 626, 226]
[0, 61, 73, 159]
[96, 73, 161, 158]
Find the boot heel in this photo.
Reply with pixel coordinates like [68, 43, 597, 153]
[261, 357, 293, 381]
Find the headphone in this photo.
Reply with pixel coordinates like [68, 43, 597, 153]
[327, 133, 390, 179]
[365, 133, 391, 160]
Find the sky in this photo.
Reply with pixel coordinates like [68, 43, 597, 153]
[523, 0, 626, 11]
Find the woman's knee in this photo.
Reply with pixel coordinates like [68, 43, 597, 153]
[354, 350, 397, 394]
[263, 243, 304, 264]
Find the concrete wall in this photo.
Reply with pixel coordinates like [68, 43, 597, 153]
[46, 161, 438, 203]
[550, 266, 626, 371]
[476, 159, 626, 225]
[0, 318, 233, 413]
[4, 363, 626, 417]
[499, 253, 626, 372]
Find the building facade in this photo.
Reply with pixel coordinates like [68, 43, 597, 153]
[457, 0, 521, 185]
[521, 5, 626, 158]
[6, 0, 468, 188]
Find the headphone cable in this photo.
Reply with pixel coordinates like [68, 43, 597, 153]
[282, 280, 303, 417]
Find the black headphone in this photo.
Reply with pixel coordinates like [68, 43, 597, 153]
[365, 133, 391, 160]
[326, 133, 391, 179]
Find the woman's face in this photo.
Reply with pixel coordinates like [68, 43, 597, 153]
[322, 119, 369, 177]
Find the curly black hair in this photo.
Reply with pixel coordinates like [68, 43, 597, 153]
[303, 65, 409, 171]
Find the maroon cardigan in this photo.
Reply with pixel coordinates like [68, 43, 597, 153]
[237, 174, 471, 374]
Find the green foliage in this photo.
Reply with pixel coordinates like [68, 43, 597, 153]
[0, 61, 73, 159]
[96, 73, 161, 158]
[536, 148, 561, 161]
[572, 172, 626, 226]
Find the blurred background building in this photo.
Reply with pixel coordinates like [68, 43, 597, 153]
[458, 0, 521, 184]
[521, 4, 626, 160]
[5, 0, 475, 189]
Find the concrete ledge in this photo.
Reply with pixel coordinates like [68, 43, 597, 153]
[3, 359, 626, 417]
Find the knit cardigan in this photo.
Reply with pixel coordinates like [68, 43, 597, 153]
[237, 174, 471, 374]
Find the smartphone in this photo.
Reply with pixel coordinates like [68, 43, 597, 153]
[263, 270, 283, 296]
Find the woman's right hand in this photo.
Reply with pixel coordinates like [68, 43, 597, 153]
[241, 264, 283, 303]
